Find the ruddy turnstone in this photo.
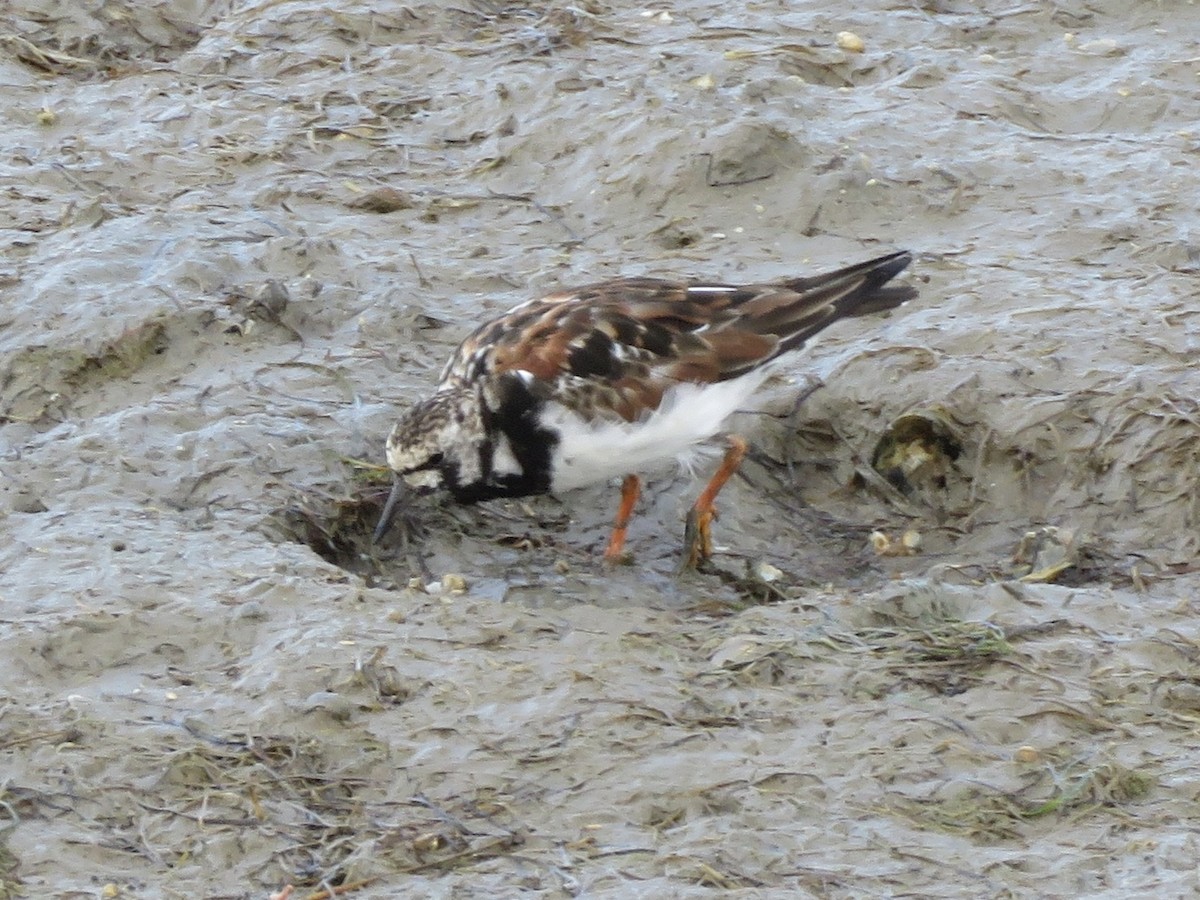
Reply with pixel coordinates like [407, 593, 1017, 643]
[374, 250, 918, 566]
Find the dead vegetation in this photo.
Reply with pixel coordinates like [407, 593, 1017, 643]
[890, 751, 1155, 843]
[0, 675, 533, 896]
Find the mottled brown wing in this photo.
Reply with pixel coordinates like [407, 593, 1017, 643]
[443, 277, 779, 422]
[442, 251, 915, 423]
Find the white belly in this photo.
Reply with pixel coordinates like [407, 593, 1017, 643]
[540, 370, 771, 492]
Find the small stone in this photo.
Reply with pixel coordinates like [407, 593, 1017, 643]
[1014, 745, 1040, 763]
[753, 561, 784, 583]
[836, 31, 865, 53]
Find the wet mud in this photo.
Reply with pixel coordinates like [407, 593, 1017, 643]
[2, 1, 1200, 896]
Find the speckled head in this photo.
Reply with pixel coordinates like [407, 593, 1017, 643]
[384, 387, 487, 493]
[373, 387, 487, 543]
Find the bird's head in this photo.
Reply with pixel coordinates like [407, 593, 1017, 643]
[373, 388, 486, 542]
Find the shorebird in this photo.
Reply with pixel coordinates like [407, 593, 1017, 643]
[374, 250, 917, 567]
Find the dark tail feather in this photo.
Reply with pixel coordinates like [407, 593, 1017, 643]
[784, 249, 912, 295]
[770, 249, 917, 356]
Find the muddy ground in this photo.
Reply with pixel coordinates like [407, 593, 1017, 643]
[2, 0, 1200, 897]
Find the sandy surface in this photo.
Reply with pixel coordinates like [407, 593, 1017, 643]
[3, 0, 1200, 896]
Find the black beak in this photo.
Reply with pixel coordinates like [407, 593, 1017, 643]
[372, 475, 405, 544]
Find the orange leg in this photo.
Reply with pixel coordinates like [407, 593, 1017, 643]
[683, 436, 748, 569]
[604, 474, 642, 561]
